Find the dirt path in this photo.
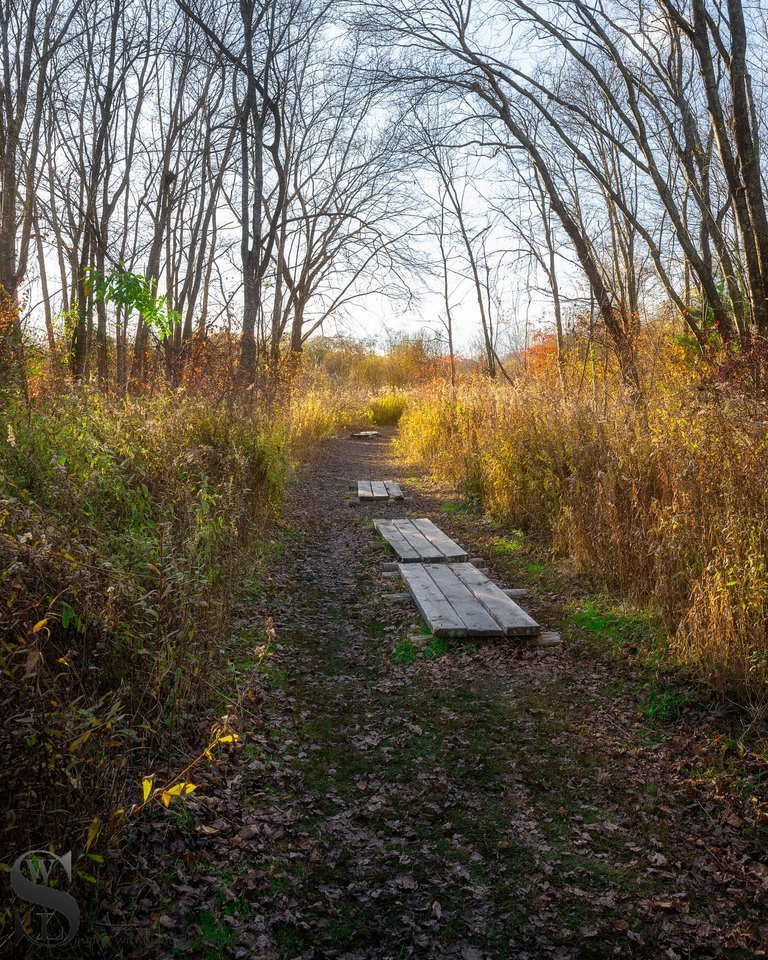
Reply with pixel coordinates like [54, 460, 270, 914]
[119, 432, 767, 960]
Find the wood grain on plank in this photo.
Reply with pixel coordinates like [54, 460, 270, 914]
[392, 519, 444, 561]
[357, 480, 373, 499]
[370, 481, 389, 499]
[398, 563, 467, 637]
[373, 519, 420, 561]
[425, 564, 502, 636]
[384, 481, 404, 500]
[411, 518, 468, 561]
[450, 563, 540, 636]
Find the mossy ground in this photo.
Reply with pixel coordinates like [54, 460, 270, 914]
[123, 435, 766, 960]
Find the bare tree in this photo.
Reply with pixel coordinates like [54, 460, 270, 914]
[0, 0, 80, 378]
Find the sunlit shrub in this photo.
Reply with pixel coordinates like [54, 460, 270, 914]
[368, 390, 409, 426]
[284, 379, 371, 444]
[0, 390, 285, 855]
[397, 353, 768, 711]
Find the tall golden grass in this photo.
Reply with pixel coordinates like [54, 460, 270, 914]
[0, 363, 400, 866]
[397, 333, 768, 712]
[1, 389, 288, 860]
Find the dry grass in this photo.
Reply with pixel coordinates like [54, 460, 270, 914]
[368, 389, 409, 426]
[0, 366, 385, 866]
[397, 343, 768, 713]
[1, 389, 286, 858]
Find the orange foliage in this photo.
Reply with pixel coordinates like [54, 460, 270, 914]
[523, 331, 559, 380]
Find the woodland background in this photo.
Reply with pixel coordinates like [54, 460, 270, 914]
[2, 0, 768, 939]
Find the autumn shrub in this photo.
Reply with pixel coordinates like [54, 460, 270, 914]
[0, 389, 286, 860]
[396, 362, 768, 712]
[368, 389, 409, 426]
[283, 372, 372, 444]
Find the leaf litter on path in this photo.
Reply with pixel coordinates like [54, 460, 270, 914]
[111, 431, 768, 959]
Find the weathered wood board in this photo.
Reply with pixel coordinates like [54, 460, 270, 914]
[357, 480, 404, 501]
[398, 562, 541, 638]
[450, 563, 540, 636]
[357, 480, 374, 500]
[373, 519, 421, 560]
[373, 518, 467, 562]
[426, 564, 501, 635]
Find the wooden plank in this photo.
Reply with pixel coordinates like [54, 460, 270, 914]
[398, 563, 467, 637]
[373, 519, 420, 561]
[370, 481, 389, 499]
[357, 480, 373, 500]
[384, 481, 404, 500]
[425, 565, 502, 636]
[410, 518, 468, 561]
[376, 518, 466, 563]
[450, 563, 540, 636]
[530, 632, 561, 647]
[392, 519, 444, 561]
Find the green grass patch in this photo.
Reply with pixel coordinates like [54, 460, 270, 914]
[492, 530, 526, 555]
[180, 896, 251, 958]
[570, 597, 659, 653]
[393, 637, 418, 664]
[639, 681, 689, 721]
[422, 635, 449, 659]
[368, 391, 408, 426]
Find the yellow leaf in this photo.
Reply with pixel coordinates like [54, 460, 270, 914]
[161, 792, 171, 807]
[217, 733, 239, 744]
[69, 729, 92, 752]
[165, 781, 197, 798]
[142, 777, 154, 802]
[32, 619, 48, 633]
[86, 817, 101, 852]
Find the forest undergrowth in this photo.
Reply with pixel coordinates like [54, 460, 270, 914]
[397, 324, 768, 719]
[0, 369, 402, 916]
[4, 322, 768, 950]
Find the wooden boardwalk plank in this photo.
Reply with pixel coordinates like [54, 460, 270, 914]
[450, 564, 540, 636]
[375, 517, 468, 563]
[370, 481, 389, 499]
[425, 565, 502, 636]
[397, 560, 541, 639]
[398, 564, 467, 637]
[410, 518, 468, 561]
[393, 519, 444, 561]
[357, 480, 404, 501]
[373, 519, 420, 561]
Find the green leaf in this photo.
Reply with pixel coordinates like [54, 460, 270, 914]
[61, 603, 75, 629]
